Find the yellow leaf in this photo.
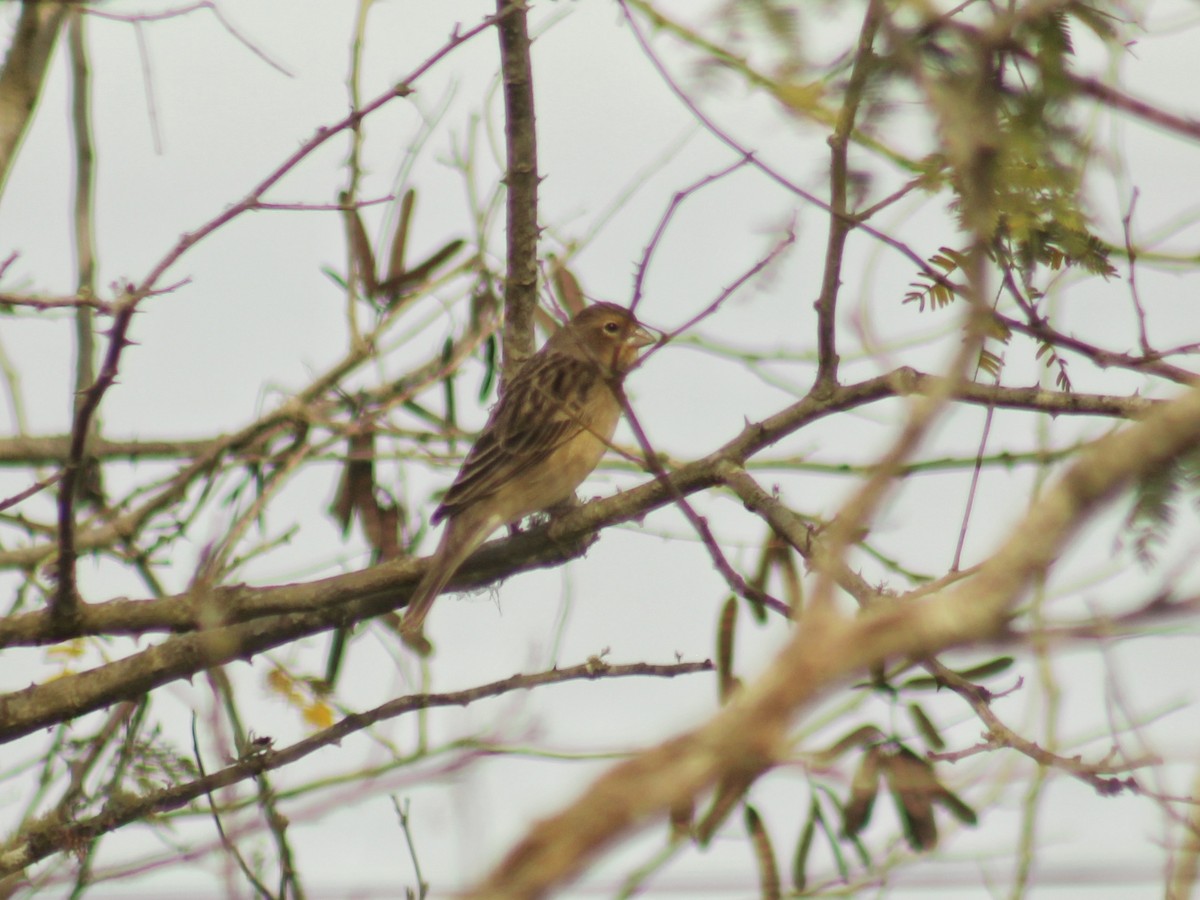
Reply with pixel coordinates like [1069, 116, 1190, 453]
[303, 701, 334, 730]
[771, 79, 825, 115]
[47, 639, 87, 661]
[266, 667, 295, 699]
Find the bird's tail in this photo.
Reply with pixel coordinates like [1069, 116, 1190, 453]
[399, 515, 493, 656]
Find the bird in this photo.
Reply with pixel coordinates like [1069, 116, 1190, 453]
[399, 302, 656, 655]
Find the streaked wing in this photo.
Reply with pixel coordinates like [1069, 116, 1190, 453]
[433, 353, 597, 521]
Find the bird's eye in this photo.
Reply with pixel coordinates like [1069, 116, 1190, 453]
[603, 321, 620, 334]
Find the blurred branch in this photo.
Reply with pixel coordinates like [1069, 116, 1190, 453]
[1169, 767, 1200, 896]
[1070, 74, 1200, 142]
[83, 1, 293, 77]
[68, 7, 97, 397]
[0, 1, 68, 200]
[0, 292, 116, 313]
[468, 381, 1200, 898]
[0, 436, 216, 465]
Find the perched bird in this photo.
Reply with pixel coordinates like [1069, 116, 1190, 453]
[400, 302, 656, 655]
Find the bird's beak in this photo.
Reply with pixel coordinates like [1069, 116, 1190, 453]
[629, 324, 658, 349]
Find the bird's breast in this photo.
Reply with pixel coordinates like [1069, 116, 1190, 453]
[490, 384, 621, 522]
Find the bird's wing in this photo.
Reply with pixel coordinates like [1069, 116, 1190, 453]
[432, 353, 598, 522]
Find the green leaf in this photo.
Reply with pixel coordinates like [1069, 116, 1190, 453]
[908, 702, 945, 751]
[792, 798, 818, 891]
[478, 333, 498, 402]
[321, 266, 348, 290]
[744, 804, 780, 899]
[717, 596, 738, 704]
[934, 787, 978, 826]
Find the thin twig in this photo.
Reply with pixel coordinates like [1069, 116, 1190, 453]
[616, 384, 791, 618]
[52, 301, 135, 629]
[0, 471, 62, 513]
[629, 155, 752, 312]
[191, 717, 277, 900]
[814, 0, 883, 388]
[82, 2, 293, 77]
[927, 663, 1151, 794]
[1121, 189, 1152, 357]
[209, 669, 303, 899]
[132, 5, 514, 298]
[950, 369, 999, 572]
[643, 225, 796, 362]
[391, 797, 428, 899]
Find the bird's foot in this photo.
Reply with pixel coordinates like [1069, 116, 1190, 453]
[545, 494, 584, 521]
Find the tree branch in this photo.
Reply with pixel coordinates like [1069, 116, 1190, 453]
[51, 302, 135, 630]
[496, 0, 539, 380]
[814, 0, 882, 388]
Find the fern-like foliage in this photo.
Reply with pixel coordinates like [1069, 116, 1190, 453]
[977, 347, 1004, 380]
[1125, 449, 1200, 566]
[1034, 339, 1073, 391]
[903, 246, 967, 311]
[900, 3, 1118, 315]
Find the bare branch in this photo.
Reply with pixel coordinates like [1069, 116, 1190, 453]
[52, 301, 136, 629]
[814, 0, 883, 388]
[496, 0, 539, 380]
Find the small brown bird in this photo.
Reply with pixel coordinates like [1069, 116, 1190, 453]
[400, 302, 656, 654]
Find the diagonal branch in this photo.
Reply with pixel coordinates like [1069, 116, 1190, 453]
[0, 2, 68, 199]
[467, 380, 1200, 898]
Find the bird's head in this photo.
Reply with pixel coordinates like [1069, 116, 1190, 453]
[550, 302, 657, 376]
